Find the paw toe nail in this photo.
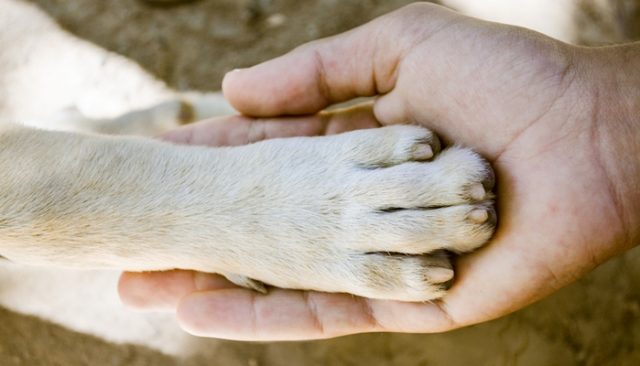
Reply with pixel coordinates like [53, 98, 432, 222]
[469, 183, 486, 200]
[413, 144, 434, 160]
[427, 267, 454, 283]
[483, 166, 496, 191]
[429, 133, 442, 155]
[468, 209, 489, 224]
[487, 206, 497, 226]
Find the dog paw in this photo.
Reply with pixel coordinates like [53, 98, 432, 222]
[319, 125, 495, 300]
[204, 125, 496, 301]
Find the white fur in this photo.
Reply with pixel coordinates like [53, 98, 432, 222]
[0, 122, 495, 301]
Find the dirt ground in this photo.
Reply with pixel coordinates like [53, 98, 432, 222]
[1, 0, 640, 365]
[27, 0, 423, 91]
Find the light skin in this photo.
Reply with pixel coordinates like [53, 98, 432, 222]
[118, 3, 640, 340]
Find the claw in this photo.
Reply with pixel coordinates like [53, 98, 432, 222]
[224, 273, 268, 293]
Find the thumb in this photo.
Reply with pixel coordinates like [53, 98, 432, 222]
[222, 3, 455, 117]
[222, 31, 391, 116]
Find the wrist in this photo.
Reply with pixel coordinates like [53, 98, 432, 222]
[578, 43, 640, 249]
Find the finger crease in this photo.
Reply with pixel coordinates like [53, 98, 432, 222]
[302, 292, 325, 335]
[360, 299, 382, 331]
[247, 120, 267, 144]
[250, 293, 259, 338]
[431, 299, 457, 330]
[312, 48, 333, 105]
[185, 126, 196, 145]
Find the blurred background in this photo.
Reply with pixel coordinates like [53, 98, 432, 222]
[1, 0, 640, 365]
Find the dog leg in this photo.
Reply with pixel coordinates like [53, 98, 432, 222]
[1, 0, 237, 136]
[0, 124, 495, 301]
[40, 93, 234, 136]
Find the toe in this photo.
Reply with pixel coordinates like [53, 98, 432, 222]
[346, 252, 455, 301]
[338, 125, 440, 167]
[357, 146, 494, 209]
[346, 204, 496, 254]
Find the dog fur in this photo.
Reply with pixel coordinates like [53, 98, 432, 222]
[0, 0, 497, 303]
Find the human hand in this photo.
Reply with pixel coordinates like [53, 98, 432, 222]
[119, 3, 640, 340]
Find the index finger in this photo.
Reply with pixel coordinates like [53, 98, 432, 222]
[159, 102, 381, 146]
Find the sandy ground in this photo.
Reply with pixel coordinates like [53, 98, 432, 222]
[1, 0, 640, 365]
[27, 0, 421, 91]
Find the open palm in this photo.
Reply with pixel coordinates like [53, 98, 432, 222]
[119, 3, 639, 340]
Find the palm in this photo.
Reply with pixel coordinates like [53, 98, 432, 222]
[392, 43, 625, 324]
[441, 122, 620, 325]
[354, 10, 624, 325]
